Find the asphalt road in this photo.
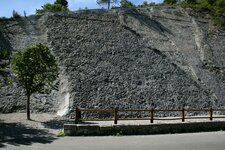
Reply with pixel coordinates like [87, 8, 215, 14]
[2, 131, 225, 150]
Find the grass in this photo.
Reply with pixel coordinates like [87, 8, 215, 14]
[57, 129, 65, 137]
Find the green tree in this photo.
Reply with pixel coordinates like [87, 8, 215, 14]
[185, 0, 197, 4]
[163, 0, 177, 5]
[12, 10, 21, 18]
[140, 1, 149, 7]
[54, 0, 68, 7]
[36, 3, 65, 14]
[138, 1, 156, 7]
[213, 0, 225, 26]
[97, 0, 118, 9]
[0, 49, 11, 60]
[11, 44, 58, 120]
[207, 0, 215, 5]
[120, 0, 135, 8]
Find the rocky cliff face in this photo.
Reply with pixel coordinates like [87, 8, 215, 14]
[0, 6, 224, 114]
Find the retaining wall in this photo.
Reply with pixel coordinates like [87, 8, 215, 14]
[64, 122, 225, 136]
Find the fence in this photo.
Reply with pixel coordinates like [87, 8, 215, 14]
[74, 107, 225, 124]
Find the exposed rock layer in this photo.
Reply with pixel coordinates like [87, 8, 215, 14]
[0, 6, 224, 114]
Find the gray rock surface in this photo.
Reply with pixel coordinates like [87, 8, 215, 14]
[0, 6, 224, 115]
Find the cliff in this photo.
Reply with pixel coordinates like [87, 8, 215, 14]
[0, 6, 225, 115]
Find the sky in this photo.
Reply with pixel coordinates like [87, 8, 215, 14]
[0, 0, 163, 17]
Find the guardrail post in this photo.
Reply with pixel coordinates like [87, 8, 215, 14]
[150, 108, 154, 123]
[75, 107, 80, 124]
[114, 108, 118, 124]
[182, 107, 185, 122]
[209, 107, 213, 121]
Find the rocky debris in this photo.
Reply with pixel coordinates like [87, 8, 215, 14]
[0, 6, 224, 115]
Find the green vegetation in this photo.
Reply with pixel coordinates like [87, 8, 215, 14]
[12, 10, 21, 18]
[120, 0, 136, 8]
[36, 0, 68, 14]
[163, 0, 178, 5]
[11, 44, 58, 120]
[57, 129, 65, 137]
[54, 0, 68, 7]
[138, 1, 157, 7]
[162, 0, 225, 28]
[0, 49, 11, 60]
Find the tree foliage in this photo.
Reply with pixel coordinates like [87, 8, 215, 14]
[36, 3, 65, 14]
[36, 0, 69, 14]
[165, 0, 225, 28]
[120, 0, 136, 8]
[163, 0, 178, 5]
[138, 1, 157, 7]
[0, 49, 11, 60]
[12, 10, 21, 18]
[11, 44, 58, 120]
[54, 0, 68, 7]
[97, 0, 118, 9]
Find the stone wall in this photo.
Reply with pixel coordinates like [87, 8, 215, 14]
[64, 121, 225, 136]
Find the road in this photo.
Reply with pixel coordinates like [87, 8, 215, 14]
[2, 131, 225, 150]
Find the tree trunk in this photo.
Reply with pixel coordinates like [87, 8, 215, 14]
[26, 94, 30, 120]
[108, 1, 110, 9]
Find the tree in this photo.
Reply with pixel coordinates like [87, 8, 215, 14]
[36, 3, 66, 14]
[138, 1, 156, 7]
[184, 0, 197, 4]
[97, 0, 118, 9]
[140, 1, 149, 7]
[11, 44, 58, 120]
[163, 0, 177, 4]
[54, 0, 68, 8]
[0, 49, 11, 60]
[120, 0, 135, 8]
[207, 0, 215, 5]
[12, 10, 21, 18]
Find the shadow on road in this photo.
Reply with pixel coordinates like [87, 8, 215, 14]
[0, 122, 57, 148]
[42, 118, 75, 129]
[42, 119, 98, 129]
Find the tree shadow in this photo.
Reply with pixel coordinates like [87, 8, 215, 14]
[42, 118, 75, 129]
[42, 119, 98, 129]
[0, 122, 57, 148]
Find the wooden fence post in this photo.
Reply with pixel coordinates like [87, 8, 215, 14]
[209, 107, 213, 121]
[150, 108, 154, 123]
[75, 107, 80, 124]
[114, 108, 118, 124]
[182, 107, 185, 122]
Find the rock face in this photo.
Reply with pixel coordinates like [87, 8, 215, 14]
[0, 6, 224, 114]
